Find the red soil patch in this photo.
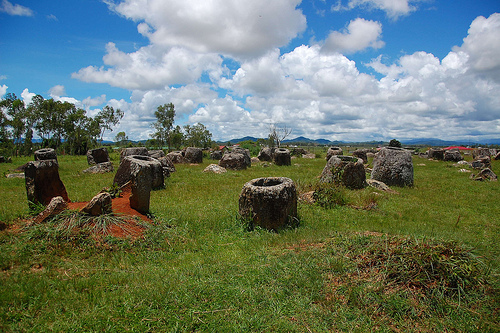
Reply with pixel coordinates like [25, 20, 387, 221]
[67, 183, 151, 238]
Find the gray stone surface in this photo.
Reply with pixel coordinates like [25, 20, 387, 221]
[371, 147, 414, 187]
[87, 147, 110, 165]
[321, 155, 366, 189]
[326, 147, 343, 161]
[185, 147, 203, 164]
[34, 148, 57, 162]
[273, 148, 291, 166]
[239, 177, 297, 231]
[25, 160, 69, 207]
[219, 152, 248, 170]
[81, 192, 112, 216]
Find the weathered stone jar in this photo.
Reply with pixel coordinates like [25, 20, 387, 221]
[239, 177, 297, 231]
[113, 155, 164, 213]
[273, 148, 291, 166]
[326, 147, 343, 160]
[371, 147, 414, 187]
[25, 159, 69, 207]
[86, 147, 110, 165]
[34, 148, 58, 162]
[320, 155, 366, 189]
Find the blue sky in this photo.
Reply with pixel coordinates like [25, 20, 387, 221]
[1, 0, 499, 142]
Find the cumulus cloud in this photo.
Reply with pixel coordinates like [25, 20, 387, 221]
[322, 18, 385, 54]
[332, 0, 416, 19]
[0, 84, 8, 97]
[20, 88, 35, 105]
[0, 0, 33, 16]
[69, 5, 500, 142]
[72, 43, 223, 90]
[453, 13, 500, 82]
[107, 0, 306, 59]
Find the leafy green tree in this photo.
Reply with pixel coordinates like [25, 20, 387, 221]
[183, 123, 212, 148]
[96, 105, 124, 144]
[389, 139, 402, 148]
[63, 107, 100, 155]
[114, 131, 128, 146]
[170, 125, 184, 150]
[0, 93, 27, 155]
[151, 103, 175, 150]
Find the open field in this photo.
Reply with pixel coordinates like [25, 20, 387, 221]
[0, 150, 499, 332]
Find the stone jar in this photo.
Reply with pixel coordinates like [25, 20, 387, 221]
[184, 147, 203, 164]
[34, 148, 58, 162]
[114, 155, 164, 189]
[113, 155, 164, 213]
[239, 177, 297, 231]
[326, 147, 343, 161]
[320, 155, 366, 189]
[371, 147, 414, 187]
[25, 159, 69, 207]
[86, 147, 110, 165]
[273, 148, 291, 166]
[219, 152, 248, 170]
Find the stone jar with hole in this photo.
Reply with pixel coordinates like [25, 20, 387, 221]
[239, 177, 297, 231]
[320, 155, 366, 189]
[273, 148, 291, 166]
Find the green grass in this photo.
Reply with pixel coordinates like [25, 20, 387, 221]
[0, 151, 499, 331]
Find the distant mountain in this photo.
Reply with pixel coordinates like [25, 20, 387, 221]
[218, 136, 500, 147]
[401, 138, 500, 146]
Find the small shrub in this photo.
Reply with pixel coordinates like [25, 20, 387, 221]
[313, 182, 348, 208]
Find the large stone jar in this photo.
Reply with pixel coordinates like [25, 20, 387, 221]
[326, 147, 343, 161]
[320, 156, 366, 189]
[257, 147, 274, 161]
[273, 148, 291, 166]
[371, 147, 414, 187]
[219, 152, 248, 170]
[184, 147, 203, 164]
[25, 159, 69, 207]
[239, 177, 297, 231]
[120, 147, 149, 161]
[86, 147, 110, 165]
[34, 148, 58, 162]
[113, 155, 164, 213]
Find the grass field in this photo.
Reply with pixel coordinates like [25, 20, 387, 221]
[0, 150, 499, 332]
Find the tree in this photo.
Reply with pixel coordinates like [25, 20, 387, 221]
[0, 93, 27, 155]
[389, 139, 402, 148]
[183, 123, 212, 148]
[96, 105, 124, 144]
[151, 103, 175, 150]
[115, 131, 128, 146]
[63, 107, 99, 155]
[170, 125, 184, 150]
[268, 124, 292, 148]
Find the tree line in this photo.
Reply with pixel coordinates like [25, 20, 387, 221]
[0, 94, 213, 157]
[0, 93, 123, 156]
[148, 103, 212, 150]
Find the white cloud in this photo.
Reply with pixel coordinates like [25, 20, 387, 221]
[0, 84, 7, 97]
[322, 18, 385, 54]
[72, 43, 223, 90]
[69, 7, 500, 143]
[20, 88, 35, 105]
[82, 95, 107, 109]
[453, 13, 500, 82]
[0, 0, 33, 16]
[108, 0, 306, 59]
[333, 0, 416, 19]
[49, 85, 66, 97]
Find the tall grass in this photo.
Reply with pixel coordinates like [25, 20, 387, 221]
[0, 151, 498, 331]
